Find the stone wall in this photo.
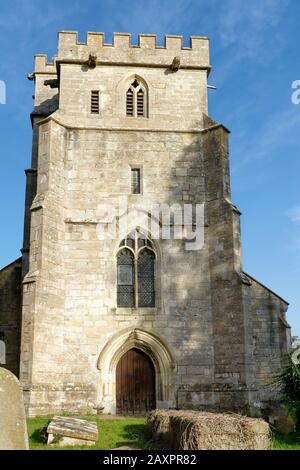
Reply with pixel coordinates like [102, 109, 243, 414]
[0, 259, 22, 377]
[58, 64, 208, 130]
[20, 116, 218, 415]
[20, 115, 274, 416]
[242, 273, 290, 409]
[20, 119, 68, 414]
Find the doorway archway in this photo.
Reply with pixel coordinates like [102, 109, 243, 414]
[116, 348, 155, 414]
[97, 328, 176, 414]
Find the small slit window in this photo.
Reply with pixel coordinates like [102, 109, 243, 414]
[131, 169, 141, 194]
[91, 90, 99, 114]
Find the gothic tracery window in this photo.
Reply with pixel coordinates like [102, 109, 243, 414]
[126, 79, 147, 117]
[117, 231, 155, 308]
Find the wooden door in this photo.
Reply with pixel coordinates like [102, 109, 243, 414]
[116, 348, 156, 415]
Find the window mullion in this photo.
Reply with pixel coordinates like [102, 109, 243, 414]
[133, 89, 137, 117]
[134, 256, 139, 308]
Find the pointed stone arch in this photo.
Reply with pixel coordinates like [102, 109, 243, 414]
[97, 328, 176, 414]
[112, 209, 163, 310]
[117, 73, 150, 118]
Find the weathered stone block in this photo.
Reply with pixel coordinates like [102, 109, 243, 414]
[47, 416, 98, 446]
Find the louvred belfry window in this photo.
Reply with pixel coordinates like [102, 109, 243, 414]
[136, 89, 144, 116]
[91, 90, 99, 114]
[126, 79, 147, 117]
[117, 231, 155, 308]
[126, 89, 134, 116]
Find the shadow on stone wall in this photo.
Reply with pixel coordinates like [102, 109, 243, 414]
[0, 258, 22, 377]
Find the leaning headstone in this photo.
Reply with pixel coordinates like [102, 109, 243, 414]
[0, 367, 29, 450]
[47, 416, 98, 447]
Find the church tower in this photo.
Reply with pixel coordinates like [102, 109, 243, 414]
[1, 31, 290, 416]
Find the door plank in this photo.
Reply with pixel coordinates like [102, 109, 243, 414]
[116, 348, 155, 415]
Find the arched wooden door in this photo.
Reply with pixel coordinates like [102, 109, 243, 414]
[116, 348, 156, 415]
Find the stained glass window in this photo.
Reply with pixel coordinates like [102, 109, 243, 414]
[117, 249, 134, 307]
[138, 249, 155, 307]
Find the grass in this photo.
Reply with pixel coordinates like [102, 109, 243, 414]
[27, 415, 300, 450]
[271, 432, 300, 450]
[27, 415, 160, 450]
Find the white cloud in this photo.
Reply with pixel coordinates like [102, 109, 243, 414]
[212, 0, 290, 85]
[231, 106, 300, 173]
[288, 207, 300, 224]
[218, 0, 289, 54]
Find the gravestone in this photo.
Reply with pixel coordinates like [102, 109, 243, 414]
[47, 416, 98, 447]
[0, 367, 29, 450]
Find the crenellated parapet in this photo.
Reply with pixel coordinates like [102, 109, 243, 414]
[34, 55, 58, 75]
[55, 31, 210, 71]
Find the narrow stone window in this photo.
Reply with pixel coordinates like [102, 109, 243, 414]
[91, 90, 99, 114]
[117, 231, 156, 308]
[131, 168, 141, 194]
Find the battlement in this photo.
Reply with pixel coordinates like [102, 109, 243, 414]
[34, 31, 210, 73]
[34, 55, 58, 75]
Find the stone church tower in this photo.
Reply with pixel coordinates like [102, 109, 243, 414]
[0, 31, 291, 416]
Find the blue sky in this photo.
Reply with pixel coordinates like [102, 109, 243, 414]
[0, 0, 299, 335]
